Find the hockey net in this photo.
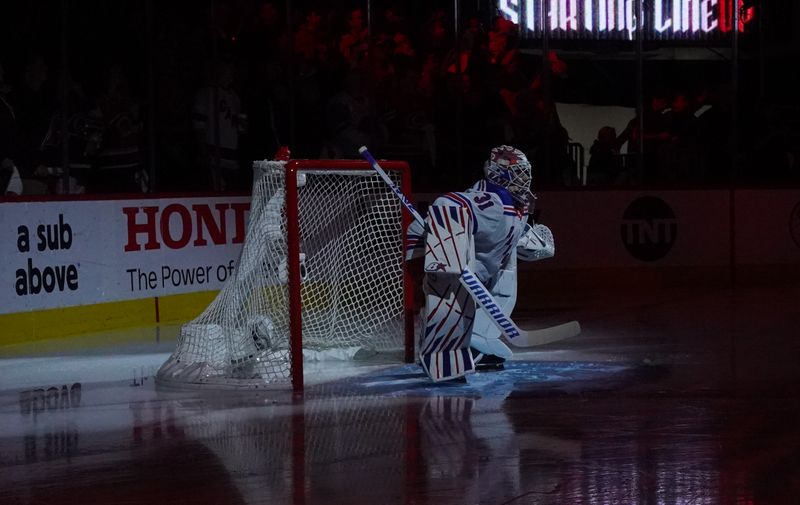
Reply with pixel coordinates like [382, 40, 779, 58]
[156, 159, 413, 390]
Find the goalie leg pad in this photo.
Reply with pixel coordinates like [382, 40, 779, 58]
[420, 348, 476, 382]
[419, 275, 477, 382]
[423, 204, 473, 275]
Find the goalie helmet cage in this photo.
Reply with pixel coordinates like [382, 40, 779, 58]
[156, 159, 415, 392]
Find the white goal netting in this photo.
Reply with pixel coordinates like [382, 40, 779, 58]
[156, 160, 408, 389]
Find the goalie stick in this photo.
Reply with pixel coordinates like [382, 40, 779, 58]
[508, 321, 581, 347]
[359, 146, 426, 226]
[460, 268, 581, 347]
[359, 145, 580, 348]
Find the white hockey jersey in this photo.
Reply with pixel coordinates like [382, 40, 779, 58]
[408, 180, 542, 288]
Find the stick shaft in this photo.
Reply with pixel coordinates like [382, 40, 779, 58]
[460, 267, 522, 340]
[359, 146, 426, 225]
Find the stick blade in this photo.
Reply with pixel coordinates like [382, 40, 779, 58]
[507, 321, 581, 348]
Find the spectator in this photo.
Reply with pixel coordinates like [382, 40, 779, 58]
[587, 126, 624, 185]
[291, 7, 334, 158]
[393, 31, 415, 60]
[370, 33, 396, 88]
[0, 62, 19, 194]
[193, 58, 246, 191]
[504, 55, 572, 186]
[488, 17, 518, 67]
[424, 10, 449, 58]
[659, 92, 700, 183]
[417, 53, 440, 102]
[254, 1, 289, 61]
[240, 60, 283, 163]
[0, 58, 88, 194]
[1, 159, 22, 196]
[35, 77, 95, 195]
[462, 33, 508, 180]
[382, 4, 408, 37]
[377, 5, 414, 62]
[696, 85, 732, 183]
[293, 9, 325, 64]
[91, 64, 145, 193]
[462, 16, 486, 56]
[618, 92, 670, 184]
[212, 1, 242, 56]
[11, 56, 55, 183]
[339, 8, 368, 70]
[378, 42, 437, 171]
[324, 71, 379, 158]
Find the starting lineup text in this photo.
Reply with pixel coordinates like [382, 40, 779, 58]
[498, 0, 755, 39]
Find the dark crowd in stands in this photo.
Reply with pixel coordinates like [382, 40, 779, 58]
[1, 1, 798, 197]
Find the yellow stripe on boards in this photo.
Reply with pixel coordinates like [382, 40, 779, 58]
[0, 291, 219, 348]
[157, 291, 218, 324]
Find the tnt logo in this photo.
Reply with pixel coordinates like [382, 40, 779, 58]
[621, 196, 677, 262]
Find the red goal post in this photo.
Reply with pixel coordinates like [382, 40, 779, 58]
[284, 159, 416, 390]
[156, 158, 416, 392]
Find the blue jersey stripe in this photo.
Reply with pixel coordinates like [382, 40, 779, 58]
[444, 192, 477, 234]
[484, 180, 515, 206]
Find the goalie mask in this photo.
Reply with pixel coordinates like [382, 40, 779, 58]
[483, 145, 534, 210]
